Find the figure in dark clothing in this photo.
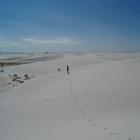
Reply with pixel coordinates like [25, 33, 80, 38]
[1, 63, 4, 67]
[66, 65, 70, 74]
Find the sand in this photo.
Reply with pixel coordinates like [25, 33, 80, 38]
[0, 54, 63, 93]
[0, 53, 140, 140]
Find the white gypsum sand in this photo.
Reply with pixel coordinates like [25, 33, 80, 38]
[0, 53, 140, 140]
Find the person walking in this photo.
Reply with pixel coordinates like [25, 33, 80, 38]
[66, 65, 70, 74]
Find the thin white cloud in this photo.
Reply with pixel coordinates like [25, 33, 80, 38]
[0, 40, 21, 46]
[0, 40, 5, 44]
[0, 37, 5, 44]
[0, 37, 80, 48]
[21, 37, 80, 46]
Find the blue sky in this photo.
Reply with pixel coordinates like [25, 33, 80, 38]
[0, 0, 140, 52]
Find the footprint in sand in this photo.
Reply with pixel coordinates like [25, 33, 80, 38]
[37, 117, 41, 120]
[32, 101, 36, 104]
[81, 114, 87, 117]
[88, 119, 93, 123]
[43, 99, 49, 103]
[128, 137, 133, 140]
[52, 98, 55, 102]
[75, 95, 79, 98]
[110, 132, 119, 136]
[80, 108, 84, 112]
[92, 124, 96, 127]
[110, 132, 115, 135]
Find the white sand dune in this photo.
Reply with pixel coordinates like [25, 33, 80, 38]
[0, 53, 140, 140]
